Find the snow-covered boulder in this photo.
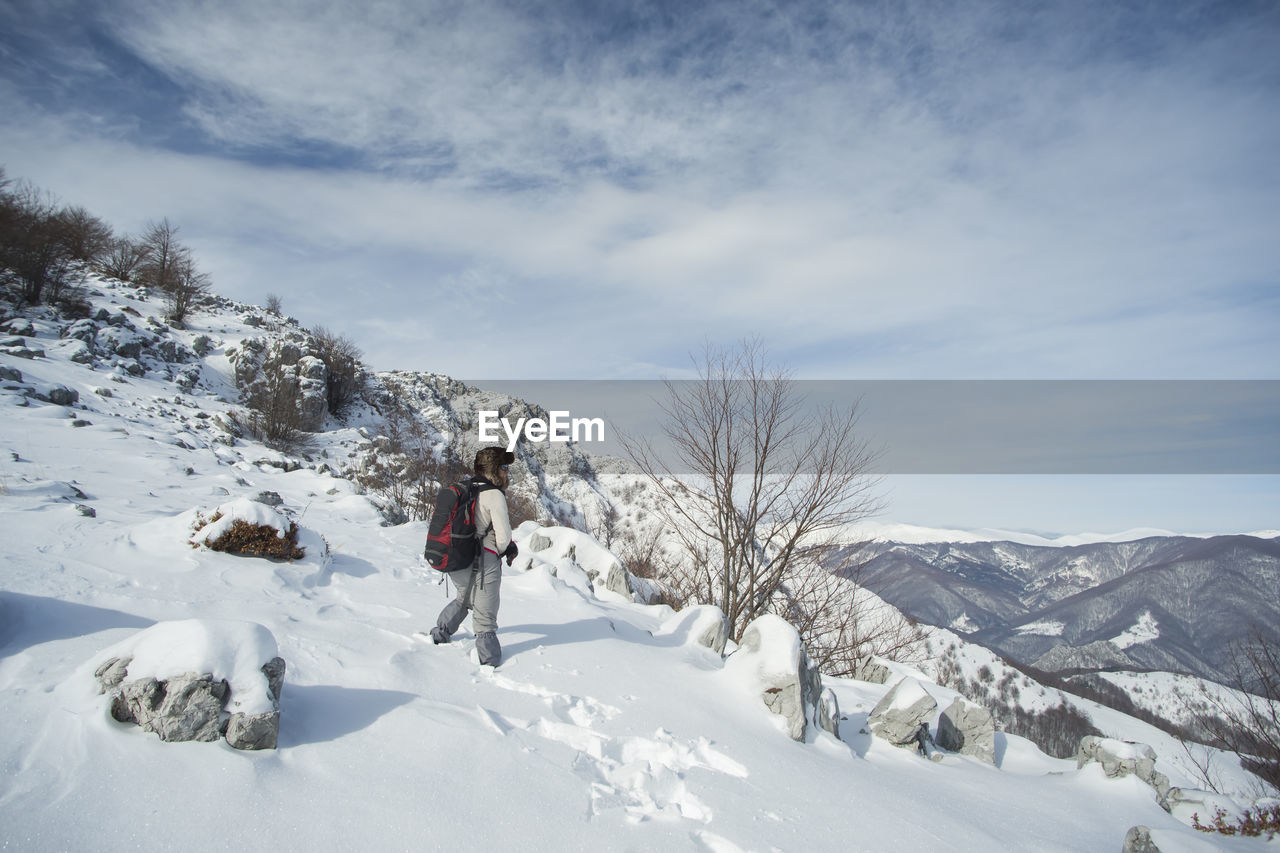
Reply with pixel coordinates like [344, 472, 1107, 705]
[93, 620, 285, 750]
[657, 604, 729, 656]
[724, 614, 835, 742]
[1076, 736, 1170, 803]
[1122, 826, 1160, 853]
[868, 677, 937, 754]
[850, 655, 890, 684]
[1161, 787, 1244, 826]
[936, 696, 996, 764]
[512, 524, 635, 602]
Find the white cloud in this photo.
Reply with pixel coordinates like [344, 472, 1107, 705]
[1, 0, 1276, 379]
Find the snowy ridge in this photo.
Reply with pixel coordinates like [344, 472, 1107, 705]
[849, 520, 1278, 547]
[0, 282, 1271, 851]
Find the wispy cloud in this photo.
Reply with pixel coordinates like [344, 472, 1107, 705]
[1, 0, 1277, 381]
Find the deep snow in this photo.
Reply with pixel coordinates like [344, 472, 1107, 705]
[1, 285, 1273, 852]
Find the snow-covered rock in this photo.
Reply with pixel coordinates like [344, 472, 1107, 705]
[724, 614, 834, 742]
[867, 677, 937, 753]
[1076, 736, 1171, 804]
[92, 620, 285, 750]
[936, 696, 996, 763]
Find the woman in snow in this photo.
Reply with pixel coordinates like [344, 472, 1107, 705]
[429, 446, 518, 665]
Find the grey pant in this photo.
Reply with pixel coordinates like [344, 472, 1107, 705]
[432, 550, 502, 664]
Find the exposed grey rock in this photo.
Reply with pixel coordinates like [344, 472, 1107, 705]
[116, 358, 145, 376]
[936, 697, 996, 763]
[156, 339, 194, 363]
[243, 314, 263, 327]
[1076, 735, 1156, 779]
[365, 493, 408, 526]
[818, 687, 841, 739]
[528, 533, 553, 552]
[36, 385, 79, 406]
[1076, 736, 1171, 803]
[175, 365, 201, 393]
[1160, 786, 1235, 819]
[111, 673, 227, 743]
[730, 615, 825, 742]
[97, 656, 285, 751]
[692, 608, 728, 655]
[75, 504, 97, 518]
[226, 710, 280, 750]
[95, 656, 132, 692]
[585, 559, 632, 600]
[191, 334, 213, 356]
[262, 656, 285, 702]
[67, 340, 95, 364]
[1, 340, 44, 358]
[851, 655, 890, 684]
[95, 326, 148, 360]
[93, 386, 112, 397]
[1122, 826, 1161, 853]
[252, 491, 284, 507]
[868, 677, 938, 753]
[64, 318, 98, 343]
[226, 657, 285, 750]
[0, 365, 22, 382]
[3, 319, 35, 336]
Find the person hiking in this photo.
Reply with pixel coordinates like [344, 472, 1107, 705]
[429, 446, 518, 666]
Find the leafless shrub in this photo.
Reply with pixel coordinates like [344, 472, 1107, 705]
[781, 558, 926, 676]
[0, 178, 83, 304]
[1193, 626, 1280, 795]
[97, 238, 149, 282]
[310, 325, 363, 416]
[621, 338, 886, 664]
[238, 364, 306, 448]
[136, 218, 210, 325]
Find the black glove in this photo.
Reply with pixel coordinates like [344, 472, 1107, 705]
[503, 541, 519, 566]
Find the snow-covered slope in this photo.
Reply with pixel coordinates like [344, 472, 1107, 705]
[1, 284, 1272, 851]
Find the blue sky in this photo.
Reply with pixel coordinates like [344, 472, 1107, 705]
[2, 0, 1277, 532]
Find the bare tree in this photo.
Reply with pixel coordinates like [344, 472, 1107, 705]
[622, 339, 884, 644]
[97, 237, 150, 282]
[164, 253, 211, 326]
[783, 558, 926, 675]
[137, 218, 187, 294]
[53, 205, 113, 264]
[0, 180, 81, 304]
[1194, 626, 1280, 795]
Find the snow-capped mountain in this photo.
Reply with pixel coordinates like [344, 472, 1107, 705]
[850, 536, 1280, 685]
[1, 278, 1274, 851]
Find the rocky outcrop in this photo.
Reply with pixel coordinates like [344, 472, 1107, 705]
[1121, 826, 1161, 853]
[868, 677, 937, 755]
[1076, 736, 1171, 804]
[725, 614, 838, 742]
[96, 654, 286, 751]
[850, 655, 890, 684]
[935, 696, 996, 763]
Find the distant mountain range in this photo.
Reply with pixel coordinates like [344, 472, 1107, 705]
[846, 534, 1280, 684]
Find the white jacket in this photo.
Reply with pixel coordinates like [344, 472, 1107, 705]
[475, 483, 512, 555]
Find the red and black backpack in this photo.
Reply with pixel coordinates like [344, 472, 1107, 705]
[423, 478, 495, 571]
